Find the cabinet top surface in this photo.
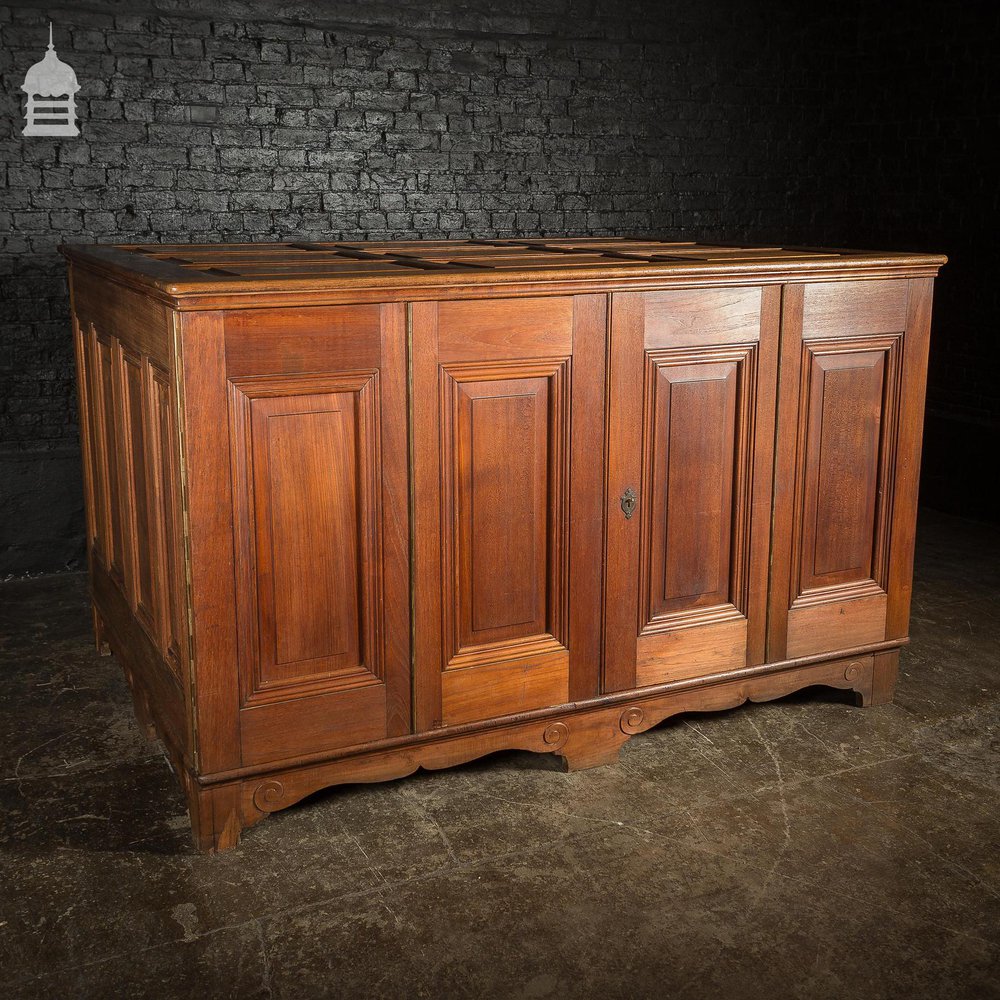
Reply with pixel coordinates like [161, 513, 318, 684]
[62, 237, 946, 308]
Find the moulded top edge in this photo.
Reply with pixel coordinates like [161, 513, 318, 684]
[59, 239, 948, 306]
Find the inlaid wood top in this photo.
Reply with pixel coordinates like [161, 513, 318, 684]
[61, 238, 946, 309]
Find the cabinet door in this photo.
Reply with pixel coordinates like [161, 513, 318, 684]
[412, 295, 606, 729]
[604, 287, 780, 691]
[224, 304, 410, 765]
[768, 279, 933, 660]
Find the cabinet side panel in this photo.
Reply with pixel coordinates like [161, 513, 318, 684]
[69, 268, 191, 766]
[885, 278, 935, 638]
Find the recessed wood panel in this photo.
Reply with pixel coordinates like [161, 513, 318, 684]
[122, 350, 156, 623]
[96, 333, 126, 581]
[82, 324, 109, 565]
[638, 344, 758, 641]
[441, 359, 569, 666]
[231, 375, 378, 696]
[791, 335, 900, 605]
[222, 304, 410, 767]
[148, 364, 186, 678]
[801, 351, 884, 589]
[261, 401, 359, 670]
[647, 358, 740, 621]
[459, 376, 549, 646]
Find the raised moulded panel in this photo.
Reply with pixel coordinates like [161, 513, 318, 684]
[95, 331, 127, 582]
[148, 363, 187, 679]
[229, 372, 382, 703]
[640, 345, 755, 634]
[440, 358, 570, 669]
[781, 333, 902, 658]
[81, 323, 109, 566]
[121, 348, 157, 625]
[791, 335, 900, 603]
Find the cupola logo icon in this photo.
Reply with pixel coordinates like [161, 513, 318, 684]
[21, 22, 81, 137]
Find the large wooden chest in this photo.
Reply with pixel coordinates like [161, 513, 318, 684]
[61, 237, 945, 851]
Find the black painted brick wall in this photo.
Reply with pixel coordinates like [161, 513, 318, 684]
[814, 2, 1000, 521]
[0, 0, 995, 572]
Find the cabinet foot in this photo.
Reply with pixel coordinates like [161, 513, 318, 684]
[858, 650, 900, 707]
[187, 781, 246, 854]
[559, 743, 623, 771]
[558, 717, 628, 771]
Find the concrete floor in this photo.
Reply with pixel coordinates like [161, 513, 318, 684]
[1, 508, 997, 999]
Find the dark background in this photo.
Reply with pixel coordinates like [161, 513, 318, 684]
[1, 0, 997, 576]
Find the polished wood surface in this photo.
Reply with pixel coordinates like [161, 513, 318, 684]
[227, 305, 411, 765]
[604, 286, 779, 690]
[62, 238, 944, 852]
[768, 279, 926, 661]
[61, 239, 945, 313]
[411, 295, 605, 727]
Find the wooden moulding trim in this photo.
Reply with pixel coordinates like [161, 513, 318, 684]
[60, 255, 945, 313]
[161, 265, 948, 311]
[196, 636, 907, 785]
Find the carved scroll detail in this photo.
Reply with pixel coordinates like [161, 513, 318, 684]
[844, 661, 864, 683]
[620, 706, 645, 734]
[543, 722, 569, 750]
[252, 779, 285, 813]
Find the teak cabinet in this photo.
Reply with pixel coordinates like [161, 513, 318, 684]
[61, 237, 945, 852]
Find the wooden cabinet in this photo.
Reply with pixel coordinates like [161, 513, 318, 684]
[62, 238, 945, 852]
